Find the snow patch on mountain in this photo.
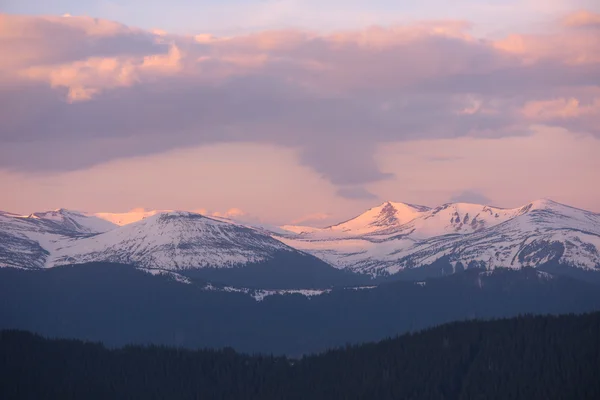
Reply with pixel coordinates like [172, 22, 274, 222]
[201, 283, 378, 301]
[137, 268, 192, 284]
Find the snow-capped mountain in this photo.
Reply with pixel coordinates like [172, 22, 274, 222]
[1, 199, 599, 282]
[0, 209, 116, 269]
[0, 208, 354, 289]
[51, 211, 296, 270]
[19, 208, 116, 235]
[282, 202, 431, 236]
[275, 199, 600, 276]
[0, 209, 303, 270]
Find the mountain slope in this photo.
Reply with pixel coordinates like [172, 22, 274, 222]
[282, 201, 430, 236]
[52, 212, 295, 270]
[276, 199, 600, 277]
[28, 209, 117, 234]
[0, 210, 356, 288]
[0, 209, 117, 269]
[1, 263, 599, 356]
[2, 199, 599, 284]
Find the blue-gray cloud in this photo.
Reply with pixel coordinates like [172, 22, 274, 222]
[449, 190, 492, 205]
[336, 187, 379, 200]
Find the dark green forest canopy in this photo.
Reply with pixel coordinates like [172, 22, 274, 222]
[2, 312, 600, 400]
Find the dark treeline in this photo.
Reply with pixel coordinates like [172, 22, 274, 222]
[2, 312, 600, 400]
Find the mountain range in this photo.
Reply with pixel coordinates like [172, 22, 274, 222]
[1, 199, 599, 287]
[2, 199, 600, 354]
[277, 199, 600, 278]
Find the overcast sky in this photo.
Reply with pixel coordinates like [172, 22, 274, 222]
[1, 1, 599, 225]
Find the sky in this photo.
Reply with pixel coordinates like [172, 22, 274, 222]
[1, 1, 599, 225]
[4, 0, 595, 35]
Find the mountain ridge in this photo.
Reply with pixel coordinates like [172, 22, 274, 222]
[2, 263, 600, 355]
[275, 198, 600, 277]
[1, 198, 599, 283]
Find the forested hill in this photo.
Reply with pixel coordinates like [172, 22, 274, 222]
[2, 313, 600, 400]
[3, 263, 600, 356]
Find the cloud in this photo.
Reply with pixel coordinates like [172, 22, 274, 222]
[449, 190, 493, 205]
[1, 12, 599, 194]
[19, 44, 183, 102]
[211, 208, 247, 219]
[522, 97, 600, 119]
[427, 155, 464, 162]
[291, 212, 331, 225]
[300, 141, 394, 185]
[562, 10, 600, 28]
[0, 14, 166, 76]
[336, 187, 378, 200]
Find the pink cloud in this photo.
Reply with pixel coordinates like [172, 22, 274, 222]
[19, 44, 183, 102]
[0, 11, 599, 192]
[0, 14, 151, 75]
[3, 12, 598, 98]
[562, 10, 600, 28]
[522, 97, 600, 120]
[211, 208, 247, 219]
[291, 212, 331, 225]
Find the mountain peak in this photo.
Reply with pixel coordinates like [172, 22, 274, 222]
[518, 198, 568, 214]
[34, 208, 79, 217]
[157, 210, 204, 219]
[49, 209, 293, 271]
[150, 211, 229, 226]
[278, 198, 600, 276]
[25, 208, 116, 234]
[380, 201, 431, 212]
[326, 201, 430, 235]
[528, 198, 562, 208]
